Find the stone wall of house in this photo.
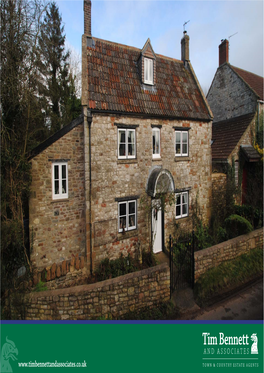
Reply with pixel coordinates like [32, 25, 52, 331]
[194, 228, 263, 280]
[29, 123, 86, 269]
[87, 114, 212, 269]
[207, 64, 257, 122]
[12, 263, 170, 320]
[228, 116, 255, 163]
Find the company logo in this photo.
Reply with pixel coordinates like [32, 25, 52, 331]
[251, 333, 258, 355]
[202, 332, 259, 356]
[1, 337, 18, 373]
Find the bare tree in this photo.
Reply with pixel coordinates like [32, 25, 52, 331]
[1, 0, 49, 285]
[67, 44, 82, 99]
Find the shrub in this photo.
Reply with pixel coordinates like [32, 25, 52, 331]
[34, 280, 47, 292]
[94, 253, 138, 281]
[91, 251, 156, 283]
[142, 250, 157, 267]
[216, 226, 228, 243]
[224, 214, 253, 239]
[235, 205, 263, 229]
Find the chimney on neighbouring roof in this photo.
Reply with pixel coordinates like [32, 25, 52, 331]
[84, 0, 92, 36]
[181, 31, 190, 66]
[219, 39, 229, 66]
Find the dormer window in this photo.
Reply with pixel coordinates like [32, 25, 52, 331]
[144, 58, 153, 85]
[140, 39, 156, 86]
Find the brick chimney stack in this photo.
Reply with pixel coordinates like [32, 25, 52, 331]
[219, 39, 229, 66]
[84, 0, 92, 36]
[181, 31, 190, 66]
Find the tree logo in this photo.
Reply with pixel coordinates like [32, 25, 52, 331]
[251, 333, 258, 354]
[1, 337, 18, 372]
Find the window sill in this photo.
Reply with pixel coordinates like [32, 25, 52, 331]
[176, 215, 189, 221]
[118, 159, 137, 165]
[174, 157, 190, 162]
[117, 229, 138, 240]
[152, 156, 161, 161]
[51, 198, 69, 203]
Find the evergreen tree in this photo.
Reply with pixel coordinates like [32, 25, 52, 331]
[61, 72, 82, 125]
[38, 2, 81, 133]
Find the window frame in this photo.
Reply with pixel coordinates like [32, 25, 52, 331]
[118, 200, 137, 233]
[52, 162, 68, 200]
[118, 128, 136, 160]
[175, 191, 189, 219]
[144, 57, 154, 85]
[152, 127, 161, 159]
[175, 130, 189, 157]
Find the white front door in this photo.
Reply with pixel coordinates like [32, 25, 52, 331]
[152, 200, 162, 253]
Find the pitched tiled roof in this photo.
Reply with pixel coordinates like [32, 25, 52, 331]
[86, 38, 211, 120]
[231, 66, 264, 100]
[211, 112, 255, 160]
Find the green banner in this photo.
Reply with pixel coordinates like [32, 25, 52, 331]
[0, 323, 263, 372]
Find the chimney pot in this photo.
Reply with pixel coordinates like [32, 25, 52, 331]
[84, 0, 92, 36]
[219, 39, 229, 66]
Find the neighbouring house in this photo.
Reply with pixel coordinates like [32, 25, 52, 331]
[207, 39, 263, 204]
[29, 0, 213, 273]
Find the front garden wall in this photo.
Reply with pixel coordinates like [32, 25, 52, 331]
[11, 263, 170, 320]
[194, 228, 263, 281]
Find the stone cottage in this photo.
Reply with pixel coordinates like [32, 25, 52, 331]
[207, 39, 263, 203]
[29, 0, 213, 274]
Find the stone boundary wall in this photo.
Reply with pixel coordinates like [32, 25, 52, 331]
[195, 228, 263, 281]
[13, 263, 170, 320]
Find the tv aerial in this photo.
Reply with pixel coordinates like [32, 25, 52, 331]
[183, 20, 190, 32]
[228, 32, 238, 41]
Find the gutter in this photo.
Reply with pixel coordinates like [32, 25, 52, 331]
[90, 109, 212, 123]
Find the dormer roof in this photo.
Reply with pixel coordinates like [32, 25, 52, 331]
[141, 38, 156, 60]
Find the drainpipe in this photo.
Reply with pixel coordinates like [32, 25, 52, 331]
[257, 100, 264, 134]
[88, 113, 93, 275]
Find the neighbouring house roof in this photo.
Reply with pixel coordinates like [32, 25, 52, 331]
[230, 65, 264, 101]
[211, 112, 255, 161]
[85, 37, 212, 121]
[29, 114, 84, 160]
[240, 145, 261, 163]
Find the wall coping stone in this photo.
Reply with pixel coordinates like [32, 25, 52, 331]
[195, 228, 263, 258]
[27, 263, 169, 300]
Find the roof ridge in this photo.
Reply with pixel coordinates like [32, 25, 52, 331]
[213, 112, 255, 126]
[230, 64, 264, 80]
[91, 37, 183, 63]
[92, 37, 141, 52]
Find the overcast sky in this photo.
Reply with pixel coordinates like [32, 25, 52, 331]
[56, 0, 263, 93]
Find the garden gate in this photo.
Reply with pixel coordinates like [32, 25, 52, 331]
[169, 232, 195, 297]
